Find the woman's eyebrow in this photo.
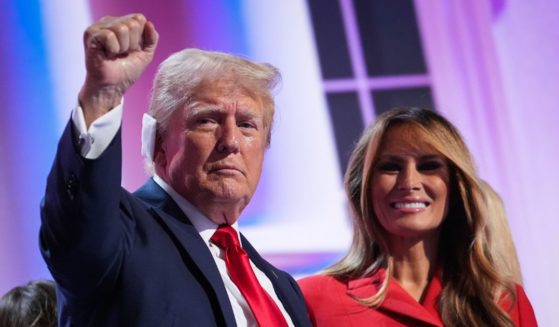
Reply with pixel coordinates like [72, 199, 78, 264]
[419, 154, 444, 161]
[377, 153, 442, 161]
[376, 154, 404, 162]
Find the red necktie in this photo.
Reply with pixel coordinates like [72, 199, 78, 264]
[211, 225, 288, 327]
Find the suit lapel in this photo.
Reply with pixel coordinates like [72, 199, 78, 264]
[134, 179, 237, 326]
[240, 234, 308, 326]
[347, 270, 443, 327]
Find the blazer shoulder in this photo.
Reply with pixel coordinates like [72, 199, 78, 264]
[511, 284, 538, 326]
[298, 274, 343, 289]
[298, 274, 346, 300]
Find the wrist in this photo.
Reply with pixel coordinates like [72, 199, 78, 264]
[79, 82, 124, 128]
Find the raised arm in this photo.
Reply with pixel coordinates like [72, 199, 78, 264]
[78, 13, 158, 128]
[40, 14, 159, 302]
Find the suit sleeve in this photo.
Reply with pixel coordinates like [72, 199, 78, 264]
[40, 119, 135, 301]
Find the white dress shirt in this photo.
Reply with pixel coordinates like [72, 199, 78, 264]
[71, 103, 294, 327]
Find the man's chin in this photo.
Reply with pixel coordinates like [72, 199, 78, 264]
[194, 188, 252, 225]
[203, 185, 251, 204]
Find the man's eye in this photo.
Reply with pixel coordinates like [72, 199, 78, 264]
[197, 118, 214, 125]
[378, 162, 400, 172]
[418, 161, 444, 171]
[239, 121, 255, 129]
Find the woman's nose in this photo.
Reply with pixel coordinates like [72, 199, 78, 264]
[397, 165, 421, 191]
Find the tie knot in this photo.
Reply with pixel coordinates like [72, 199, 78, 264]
[211, 225, 240, 249]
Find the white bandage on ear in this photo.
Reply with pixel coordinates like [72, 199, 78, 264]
[141, 113, 158, 163]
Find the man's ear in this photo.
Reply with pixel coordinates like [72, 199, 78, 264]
[153, 137, 167, 171]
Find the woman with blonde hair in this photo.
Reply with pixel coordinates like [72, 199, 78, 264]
[298, 107, 536, 326]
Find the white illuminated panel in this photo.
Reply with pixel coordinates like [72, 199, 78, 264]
[41, 0, 91, 131]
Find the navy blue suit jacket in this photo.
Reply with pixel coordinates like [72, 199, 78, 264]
[40, 121, 311, 327]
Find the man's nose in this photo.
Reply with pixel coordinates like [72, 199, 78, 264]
[216, 121, 240, 154]
[397, 165, 421, 191]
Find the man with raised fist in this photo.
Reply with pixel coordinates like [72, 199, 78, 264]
[40, 13, 311, 327]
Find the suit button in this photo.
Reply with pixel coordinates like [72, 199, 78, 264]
[66, 173, 79, 200]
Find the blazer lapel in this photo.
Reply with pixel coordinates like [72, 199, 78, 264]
[240, 234, 309, 326]
[134, 179, 237, 326]
[346, 270, 443, 327]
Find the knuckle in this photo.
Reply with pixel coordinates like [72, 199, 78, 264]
[127, 18, 140, 30]
[83, 28, 93, 41]
[84, 28, 108, 47]
[114, 23, 129, 35]
[131, 13, 146, 23]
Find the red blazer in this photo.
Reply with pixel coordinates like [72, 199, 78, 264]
[298, 270, 537, 326]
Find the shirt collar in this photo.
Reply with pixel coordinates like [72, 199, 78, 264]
[152, 174, 241, 246]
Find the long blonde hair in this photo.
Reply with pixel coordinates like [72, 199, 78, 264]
[481, 181, 523, 284]
[325, 107, 517, 326]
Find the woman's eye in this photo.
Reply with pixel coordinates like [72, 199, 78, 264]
[418, 161, 444, 171]
[378, 162, 400, 172]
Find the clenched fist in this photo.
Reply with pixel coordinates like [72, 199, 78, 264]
[79, 13, 159, 127]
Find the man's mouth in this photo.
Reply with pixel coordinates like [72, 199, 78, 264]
[210, 165, 242, 175]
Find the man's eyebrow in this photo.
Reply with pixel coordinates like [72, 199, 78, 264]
[190, 101, 260, 112]
[236, 110, 260, 119]
[187, 105, 222, 117]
